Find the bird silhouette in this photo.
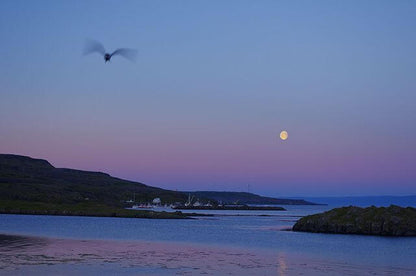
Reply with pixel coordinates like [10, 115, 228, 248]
[83, 40, 137, 63]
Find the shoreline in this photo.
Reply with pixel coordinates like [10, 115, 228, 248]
[0, 200, 212, 219]
[1, 233, 415, 275]
[0, 209, 191, 219]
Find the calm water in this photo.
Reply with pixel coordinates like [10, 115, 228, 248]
[1, 204, 416, 272]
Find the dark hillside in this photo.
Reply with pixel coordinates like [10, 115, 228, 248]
[0, 154, 186, 206]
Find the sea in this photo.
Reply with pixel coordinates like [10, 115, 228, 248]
[0, 198, 415, 275]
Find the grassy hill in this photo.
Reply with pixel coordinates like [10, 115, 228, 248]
[0, 154, 187, 206]
[0, 154, 192, 218]
[0, 154, 320, 218]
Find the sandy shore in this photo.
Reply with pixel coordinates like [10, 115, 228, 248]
[1, 234, 415, 275]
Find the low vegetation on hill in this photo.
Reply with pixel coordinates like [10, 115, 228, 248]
[293, 205, 416, 236]
[0, 200, 190, 219]
[0, 154, 189, 218]
[0, 154, 187, 206]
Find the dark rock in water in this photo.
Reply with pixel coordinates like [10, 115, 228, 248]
[292, 205, 416, 236]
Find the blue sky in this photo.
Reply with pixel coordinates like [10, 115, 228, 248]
[1, 1, 415, 196]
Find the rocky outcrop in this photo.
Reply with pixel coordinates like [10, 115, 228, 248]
[292, 205, 416, 236]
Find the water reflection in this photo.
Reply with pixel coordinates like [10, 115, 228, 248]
[0, 234, 279, 274]
[0, 234, 49, 270]
[0, 234, 47, 252]
[277, 252, 288, 275]
[1, 233, 415, 275]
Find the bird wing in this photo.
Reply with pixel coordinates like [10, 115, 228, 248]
[83, 39, 106, 56]
[110, 48, 138, 62]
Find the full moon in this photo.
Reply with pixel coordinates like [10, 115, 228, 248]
[280, 131, 288, 141]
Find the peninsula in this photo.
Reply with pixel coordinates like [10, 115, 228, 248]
[0, 154, 318, 219]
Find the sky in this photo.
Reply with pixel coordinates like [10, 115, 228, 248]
[1, 0, 415, 197]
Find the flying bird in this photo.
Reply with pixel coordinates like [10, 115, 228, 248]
[83, 40, 137, 63]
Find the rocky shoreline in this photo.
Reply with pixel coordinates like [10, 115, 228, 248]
[293, 205, 416, 236]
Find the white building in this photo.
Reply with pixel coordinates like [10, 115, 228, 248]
[152, 198, 161, 205]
